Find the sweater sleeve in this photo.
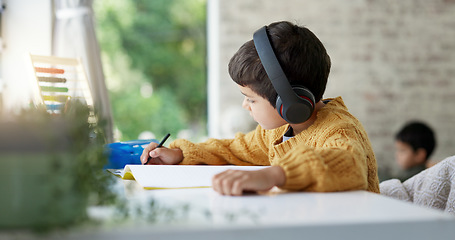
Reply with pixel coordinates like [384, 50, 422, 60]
[169, 125, 270, 166]
[272, 128, 369, 192]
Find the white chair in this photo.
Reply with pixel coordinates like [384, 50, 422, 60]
[380, 155, 455, 214]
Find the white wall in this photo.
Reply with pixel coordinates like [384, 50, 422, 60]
[0, 0, 52, 111]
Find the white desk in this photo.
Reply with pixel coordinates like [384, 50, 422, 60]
[73, 179, 455, 240]
[3, 178, 453, 240]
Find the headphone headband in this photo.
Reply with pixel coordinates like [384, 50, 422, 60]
[253, 26, 298, 105]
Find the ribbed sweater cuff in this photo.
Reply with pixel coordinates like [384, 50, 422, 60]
[169, 139, 201, 165]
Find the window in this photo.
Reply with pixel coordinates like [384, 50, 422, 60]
[94, 0, 207, 142]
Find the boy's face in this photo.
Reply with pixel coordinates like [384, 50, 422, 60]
[238, 85, 287, 130]
[394, 140, 425, 169]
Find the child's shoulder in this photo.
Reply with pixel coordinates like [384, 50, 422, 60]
[317, 96, 364, 129]
[318, 96, 349, 118]
[322, 96, 346, 109]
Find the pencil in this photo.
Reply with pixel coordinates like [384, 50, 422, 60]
[144, 133, 171, 165]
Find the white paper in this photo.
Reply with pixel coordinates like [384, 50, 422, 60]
[123, 165, 268, 189]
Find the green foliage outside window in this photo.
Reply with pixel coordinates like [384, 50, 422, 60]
[94, 0, 207, 141]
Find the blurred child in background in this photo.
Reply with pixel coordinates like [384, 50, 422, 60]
[394, 121, 436, 182]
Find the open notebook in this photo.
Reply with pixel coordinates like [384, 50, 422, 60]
[109, 165, 268, 189]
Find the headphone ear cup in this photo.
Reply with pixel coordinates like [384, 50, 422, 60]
[277, 86, 316, 124]
[292, 86, 315, 109]
[292, 86, 315, 122]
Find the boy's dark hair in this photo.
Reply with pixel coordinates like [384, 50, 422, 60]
[228, 21, 331, 107]
[395, 121, 436, 160]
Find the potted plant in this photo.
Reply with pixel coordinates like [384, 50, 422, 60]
[0, 101, 113, 230]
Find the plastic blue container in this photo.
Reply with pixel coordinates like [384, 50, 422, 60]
[103, 139, 158, 169]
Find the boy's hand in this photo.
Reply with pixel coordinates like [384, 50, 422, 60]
[212, 166, 286, 196]
[141, 142, 183, 165]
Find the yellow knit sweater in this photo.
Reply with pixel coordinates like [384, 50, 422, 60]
[169, 97, 380, 193]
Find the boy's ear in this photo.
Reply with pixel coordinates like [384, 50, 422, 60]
[414, 148, 427, 165]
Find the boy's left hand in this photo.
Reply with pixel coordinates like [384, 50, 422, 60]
[212, 166, 286, 196]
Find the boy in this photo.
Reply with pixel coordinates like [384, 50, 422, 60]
[394, 121, 436, 182]
[141, 21, 380, 196]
